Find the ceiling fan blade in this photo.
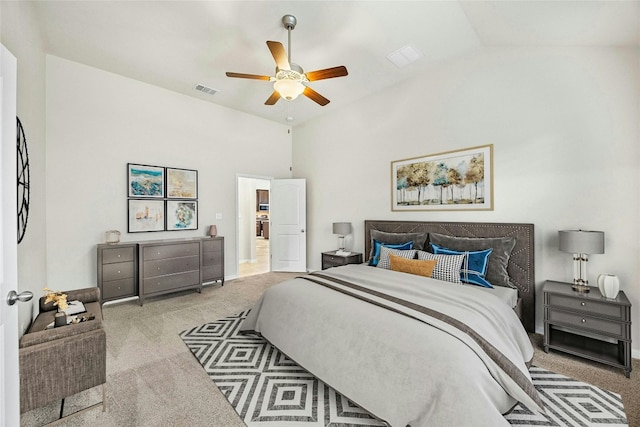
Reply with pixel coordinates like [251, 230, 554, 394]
[266, 41, 290, 71]
[303, 86, 330, 106]
[265, 91, 281, 105]
[305, 66, 348, 81]
[225, 72, 271, 80]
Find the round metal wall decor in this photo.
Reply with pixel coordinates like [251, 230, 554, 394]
[17, 117, 30, 244]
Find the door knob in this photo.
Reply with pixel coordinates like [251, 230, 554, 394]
[6, 290, 33, 306]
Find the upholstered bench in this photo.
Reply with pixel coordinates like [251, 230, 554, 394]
[19, 287, 106, 419]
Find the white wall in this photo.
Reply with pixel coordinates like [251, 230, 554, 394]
[45, 56, 292, 289]
[293, 47, 640, 355]
[1, 1, 48, 333]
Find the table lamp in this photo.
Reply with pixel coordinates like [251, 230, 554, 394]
[558, 229, 604, 292]
[332, 222, 352, 255]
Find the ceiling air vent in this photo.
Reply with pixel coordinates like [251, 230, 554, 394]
[194, 84, 218, 96]
[387, 44, 423, 68]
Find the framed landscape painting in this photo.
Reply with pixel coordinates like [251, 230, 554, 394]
[166, 167, 198, 199]
[128, 199, 165, 232]
[166, 200, 198, 231]
[128, 163, 164, 198]
[391, 144, 493, 211]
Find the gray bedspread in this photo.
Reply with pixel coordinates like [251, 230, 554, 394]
[240, 264, 544, 427]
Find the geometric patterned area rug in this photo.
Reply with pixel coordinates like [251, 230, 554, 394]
[180, 311, 628, 427]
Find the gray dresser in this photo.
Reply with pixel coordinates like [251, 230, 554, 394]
[138, 239, 202, 305]
[543, 280, 632, 377]
[97, 237, 225, 305]
[97, 242, 138, 303]
[201, 237, 224, 285]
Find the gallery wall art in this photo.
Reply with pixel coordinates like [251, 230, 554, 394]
[126, 163, 199, 232]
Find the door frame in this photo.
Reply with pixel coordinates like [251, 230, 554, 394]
[235, 173, 273, 278]
[1, 43, 20, 427]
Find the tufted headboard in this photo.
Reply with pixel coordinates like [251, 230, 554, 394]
[364, 220, 535, 332]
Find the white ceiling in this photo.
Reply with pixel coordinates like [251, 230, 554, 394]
[32, 1, 640, 126]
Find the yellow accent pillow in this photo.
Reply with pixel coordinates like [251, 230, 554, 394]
[389, 254, 437, 278]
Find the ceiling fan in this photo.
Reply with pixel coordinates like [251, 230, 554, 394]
[225, 14, 348, 106]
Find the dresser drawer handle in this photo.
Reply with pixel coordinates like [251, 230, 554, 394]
[580, 302, 586, 307]
[581, 318, 587, 323]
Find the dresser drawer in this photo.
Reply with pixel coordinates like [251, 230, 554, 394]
[143, 255, 199, 278]
[202, 252, 222, 267]
[548, 309, 627, 338]
[102, 278, 136, 300]
[202, 265, 223, 280]
[143, 242, 200, 261]
[102, 261, 135, 281]
[547, 294, 625, 320]
[102, 246, 135, 264]
[202, 239, 222, 254]
[143, 271, 200, 294]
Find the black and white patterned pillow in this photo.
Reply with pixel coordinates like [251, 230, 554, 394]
[417, 251, 464, 284]
[376, 245, 416, 270]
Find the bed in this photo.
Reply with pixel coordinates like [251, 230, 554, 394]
[240, 220, 542, 426]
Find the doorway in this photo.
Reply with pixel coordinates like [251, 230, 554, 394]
[237, 175, 271, 277]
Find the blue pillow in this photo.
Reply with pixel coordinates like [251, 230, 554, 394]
[430, 243, 493, 288]
[369, 240, 414, 266]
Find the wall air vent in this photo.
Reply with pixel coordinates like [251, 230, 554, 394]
[194, 84, 218, 96]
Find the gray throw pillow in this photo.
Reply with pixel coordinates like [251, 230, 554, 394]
[428, 233, 516, 288]
[370, 230, 429, 258]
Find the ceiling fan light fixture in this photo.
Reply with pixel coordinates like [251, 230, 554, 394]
[225, 14, 347, 107]
[274, 79, 305, 101]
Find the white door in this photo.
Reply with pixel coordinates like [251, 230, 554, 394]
[270, 179, 306, 272]
[1, 44, 21, 427]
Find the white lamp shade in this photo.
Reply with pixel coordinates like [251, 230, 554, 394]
[274, 79, 305, 100]
[332, 222, 352, 236]
[559, 230, 604, 254]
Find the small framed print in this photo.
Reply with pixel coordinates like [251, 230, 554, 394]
[166, 167, 197, 199]
[128, 199, 165, 232]
[128, 163, 164, 198]
[166, 200, 198, 231]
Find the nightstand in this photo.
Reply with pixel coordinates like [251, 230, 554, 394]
[543, 280, 632, 378]
[321, 251, 363, 270]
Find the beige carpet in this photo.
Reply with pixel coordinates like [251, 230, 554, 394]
[20, 272, 639, 426]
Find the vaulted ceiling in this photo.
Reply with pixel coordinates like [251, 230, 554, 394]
[32, 1, 640, 125]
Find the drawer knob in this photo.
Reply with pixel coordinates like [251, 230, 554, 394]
[117, 270, 121, 274]
[581, 318, 587, 323]
[117, 254, 121, 258]
[580, 302, 586, 306]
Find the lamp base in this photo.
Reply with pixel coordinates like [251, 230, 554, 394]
[571, 283, 590, 293]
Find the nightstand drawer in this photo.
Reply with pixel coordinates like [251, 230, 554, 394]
[324, 255, 347, 265]
[548, 309, 627, 338]
[548, 294, 625, 320]
[321, 252, 363, 270]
